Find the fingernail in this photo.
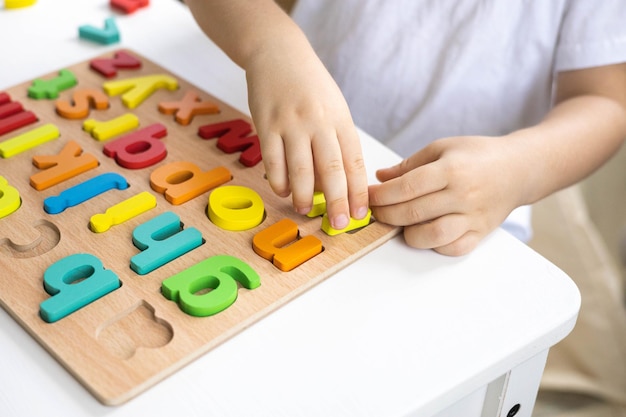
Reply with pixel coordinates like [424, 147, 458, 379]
[296, 206, 311, 215]
[332, 214, 349, 230]
[356, 206, 368, 219]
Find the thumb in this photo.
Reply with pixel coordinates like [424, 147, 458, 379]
[376, 143, 441, 182]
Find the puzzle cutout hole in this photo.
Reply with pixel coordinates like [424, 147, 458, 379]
[0, 219, 61, 258]
[96, 300, 174, 360]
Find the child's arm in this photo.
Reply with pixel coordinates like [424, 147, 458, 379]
[369, 63, 626, 256]
[185, 0, 369, 229]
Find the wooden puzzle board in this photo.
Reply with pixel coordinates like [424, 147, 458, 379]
[0, 49, 399, 405]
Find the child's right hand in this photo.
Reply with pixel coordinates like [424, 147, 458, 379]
[245, 40, 370, 229]
[184, 0, 369, 229]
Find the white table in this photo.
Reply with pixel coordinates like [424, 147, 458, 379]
[0, 1, 580, 416]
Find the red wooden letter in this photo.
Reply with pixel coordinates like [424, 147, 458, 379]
[90, 50, 142, 78]
[0, 92, 37, 136]
[198, 119, 262, 167]
[103, 123, 167, 169]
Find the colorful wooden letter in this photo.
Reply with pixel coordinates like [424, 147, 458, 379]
[78, 17, 120, 45]
[306, 191, 327, 218]
[110, 0, 149, 14]
[27, 69, 77, 99]
[207, 185, 265, 231]
[162, 255, 260, 317]
[0, 124, 60, 158]
[321, 209, 372, 236]
[308, 191, 373, 234]
[0, 94, 23, 118]
[103, 74, 178, 109]
[55, 88, 110, 119]
[90, 50, 142, 78]
[252, 218, 323, 272]
[198, 119, 262, 167]
[0, 92, 37, 136]
[103, 123, 167, 169]
[150, 161, 231, 205]
[158, 90, 219, 126]
[90, 191, 157, 233]
[30, 141, 99, 191]
[39, 253, 121, 323]
[130, 211, 203, 275]
[43, 172, 129, 214]
[0, 176, 20, 219]
[5, 0, 37, 8]
[83, 113, 139, 141]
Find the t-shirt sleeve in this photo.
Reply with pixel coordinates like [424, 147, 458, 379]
[555, 0, 626, 72]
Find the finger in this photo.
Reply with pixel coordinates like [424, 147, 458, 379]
[376, 143, 442, 182]
[283, 132, 315, 215]
[312, 131, 350, 230]
[402, 214, 471, 251]
[338, 125, 369, 219]
[261, 132, 290, 197]
[371, 189, 455, 226]
[433, 231, 482, 256]
[369, 164, 448, 207]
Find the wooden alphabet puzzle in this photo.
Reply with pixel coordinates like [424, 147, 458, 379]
[0, 49, 400, 405]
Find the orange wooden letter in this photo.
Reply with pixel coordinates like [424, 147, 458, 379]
[55, 88, 110, 119]
[30, 141, 99, 190]
[252, 218, 323, 272]
[149, 161, 231, 205]
[158, 90, 219, 126]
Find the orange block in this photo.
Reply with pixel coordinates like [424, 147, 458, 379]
[252, 218, 323, 272]
[158, 90, 219, 126]
[55, 88, 110, 119]
[30, 141, 99, 191]
[149, 161, 231, 205]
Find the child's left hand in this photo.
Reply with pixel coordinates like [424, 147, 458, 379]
[368, 135, 524, 256]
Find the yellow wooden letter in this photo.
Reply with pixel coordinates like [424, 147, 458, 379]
[207, 185, 265, 231]
[90, 191, 157, 233]
[83, 113, 139, 141]
[0, 124, 59, 158]
[0, 176, 20, 218]
[103, 74, 178, 109]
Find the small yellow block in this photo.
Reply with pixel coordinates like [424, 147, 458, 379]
[5, 0, 37, 9]
[90, 191, 157, 233]
[306, 191, 327, 217]
[321, 209, 372, 236]
[0, 123, 59, 158]
[83, 113, 139, 141]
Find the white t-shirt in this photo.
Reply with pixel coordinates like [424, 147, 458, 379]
[291, 0, 626, 242]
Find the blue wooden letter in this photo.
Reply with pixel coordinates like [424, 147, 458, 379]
[130, 211, 203, 275]
[40, 253, 121, 323]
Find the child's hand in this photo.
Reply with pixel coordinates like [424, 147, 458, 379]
[368, 136, 523, 256]
[245, 43, 369, 229]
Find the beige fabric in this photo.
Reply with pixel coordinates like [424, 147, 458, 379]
[534, 391, 626, 417]
[529, 185, 626, 408]
[579, 144, 626, 283]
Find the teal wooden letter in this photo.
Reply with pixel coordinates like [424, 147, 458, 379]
[40, 253, 120, 323]
[131, 211, 203, 275]
[161, 255, 260, 317]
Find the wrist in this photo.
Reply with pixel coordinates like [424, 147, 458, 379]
[501, 128, 550, 207]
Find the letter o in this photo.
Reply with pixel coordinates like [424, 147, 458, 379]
[207, 185, 264, 231]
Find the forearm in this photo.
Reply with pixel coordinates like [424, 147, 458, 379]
[510, 66, 626, 206]
[185, 0, 310, 70]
